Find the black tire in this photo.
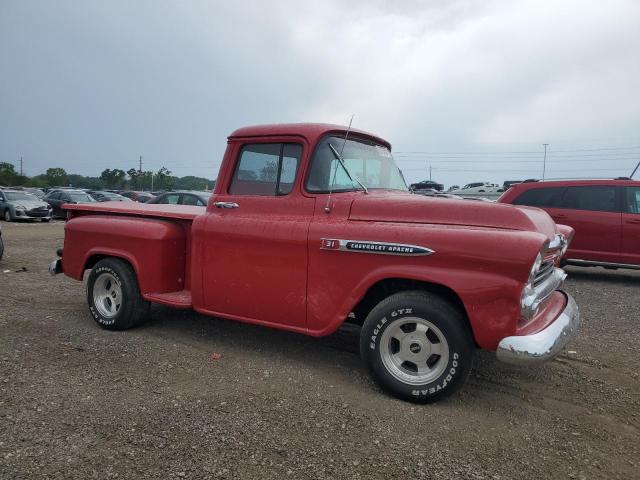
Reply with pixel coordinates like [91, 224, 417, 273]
[0, 235, 4, 260]
[41, 218, 51, 223]
[86, 258, 149, 330]
[3, 209, 12, 222]
[360, 290, 474, 403]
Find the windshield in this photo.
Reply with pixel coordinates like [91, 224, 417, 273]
[306, 136, 407, 193]
[5, 192, 37, 201]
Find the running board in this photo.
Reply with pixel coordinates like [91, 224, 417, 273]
[565, 259, 640, 270]
[144, 290, 192, 308]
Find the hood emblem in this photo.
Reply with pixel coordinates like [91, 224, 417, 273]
[321, 239, 434, 256]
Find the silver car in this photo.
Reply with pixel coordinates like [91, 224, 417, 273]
[0, 189, 53, 222]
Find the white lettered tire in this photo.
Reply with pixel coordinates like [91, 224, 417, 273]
[360, 290, 474, 402]
[86, 258, 149, 330]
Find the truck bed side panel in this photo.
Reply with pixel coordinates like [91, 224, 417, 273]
[63, 215, 187, 295]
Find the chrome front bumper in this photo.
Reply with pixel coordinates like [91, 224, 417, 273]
[496, 292, 580, 365]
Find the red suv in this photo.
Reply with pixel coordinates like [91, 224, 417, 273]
[499, 179, 640, 269]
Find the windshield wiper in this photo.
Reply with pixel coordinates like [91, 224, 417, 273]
[328, 143, 369, 194]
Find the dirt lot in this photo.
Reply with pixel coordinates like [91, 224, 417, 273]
[0, 221, 638, 479]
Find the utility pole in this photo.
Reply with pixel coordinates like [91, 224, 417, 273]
[542, 144, 549, 180]
[139, 155, 143, 190]
[429, 165, 432, 182]
[19, 156, 23, 176]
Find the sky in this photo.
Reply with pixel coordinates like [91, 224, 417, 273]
[1, 0, 639, 188]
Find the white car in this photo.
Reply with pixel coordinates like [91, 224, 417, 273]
[449, 182, 501, 195]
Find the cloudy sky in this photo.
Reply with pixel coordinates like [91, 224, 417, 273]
[1, 0, 639, 187]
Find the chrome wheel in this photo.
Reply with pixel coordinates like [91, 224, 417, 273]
[379, 317, 450, 385]
[92, 272, 123, 318]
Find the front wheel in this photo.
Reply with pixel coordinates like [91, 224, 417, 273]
[86, 258, 149, 330]
[360, 290, 474, 403]
[3, 210, 12, 222]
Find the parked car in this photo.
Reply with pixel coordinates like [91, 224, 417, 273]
[8, 186, 46, 199]
[45, 189, 96, 218]
[449, 182, 500, 194]
[412, 188, 463, 200]
[498, 178, 640, 269]
[88, 191, 132, 202]
[147, 190, 212, 206]
[50, 123, 579, 403]
[0, 189, 52, 222]
[410, 180, 444, 192]
[120, 191, 155, 203]
[502, 180, 522, 190]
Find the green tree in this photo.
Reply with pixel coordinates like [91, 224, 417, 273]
[46, 167, 68, 186]
[0, 162, 20, 185]
[127, 168, 140, 190]
[153, 167, 175, 191]
[100, 168, 126, 189]
[174, 175, 216, 190]
[68, 174, 102, 189]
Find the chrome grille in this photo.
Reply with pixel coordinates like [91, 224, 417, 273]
[534, 261, 555, 286]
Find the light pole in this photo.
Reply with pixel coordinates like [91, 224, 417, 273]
[542, 144, 549, 180]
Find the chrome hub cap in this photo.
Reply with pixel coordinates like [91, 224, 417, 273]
[380, 317, 449, 385]
[93, 272, 122, 318]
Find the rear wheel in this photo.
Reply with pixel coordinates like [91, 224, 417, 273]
[360, 290, 474, 403]
[86, 258, 149, 330]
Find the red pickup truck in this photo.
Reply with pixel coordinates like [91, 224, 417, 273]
[49, 123, 580, 402]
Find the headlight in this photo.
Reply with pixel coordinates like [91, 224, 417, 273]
[520, 252, 543, 320]
[15, 205, 26, 210]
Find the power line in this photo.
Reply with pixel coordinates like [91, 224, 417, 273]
[395, 145, 640, 155]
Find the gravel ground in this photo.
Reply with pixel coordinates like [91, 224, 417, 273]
[0, 221, 639, 479]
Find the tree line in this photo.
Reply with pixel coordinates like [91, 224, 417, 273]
[0, 163, 215, 191]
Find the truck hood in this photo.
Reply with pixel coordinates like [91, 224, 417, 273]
[348, 192, 557, 239]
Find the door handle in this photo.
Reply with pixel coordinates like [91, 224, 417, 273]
[213, 201, 239, 209]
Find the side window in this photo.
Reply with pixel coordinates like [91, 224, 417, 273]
[229, 143, 301, 196]
[61, 193, 71, 202]
[560, 186, 618, 212]
[625, 187, 640, 214]
[513, 187, 565, 208]
[0, 193, 5, 202]
[159, 193, 180, 205]
[181, 194, 200, 206]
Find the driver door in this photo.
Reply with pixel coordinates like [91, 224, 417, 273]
[200, 140, 313, 329]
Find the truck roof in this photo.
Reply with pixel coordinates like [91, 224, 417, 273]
[228, 123, 391, 149]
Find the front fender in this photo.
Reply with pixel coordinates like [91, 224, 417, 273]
[306, 222, 547, 349]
